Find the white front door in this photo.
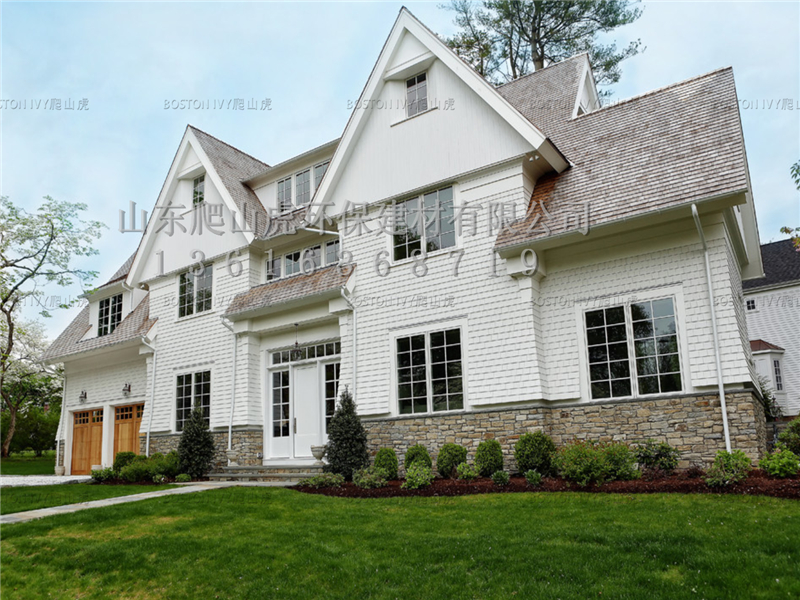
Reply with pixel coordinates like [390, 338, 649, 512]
[293, 364, 321, 458]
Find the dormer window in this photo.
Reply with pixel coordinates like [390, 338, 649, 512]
[179, 265, 213, 318]
[98, 294, 123, 337]
[277, 177, 292, 212]
[193, 176, 205, 205]
[406, 72, 428, 118]
[296, 169, 311, 206]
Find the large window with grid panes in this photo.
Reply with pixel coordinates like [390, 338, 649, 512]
[98, 293, 123, 337]
[276, 161, 331, 212]
[584, 297, 683, 400]
[393, 186, 455, 261]
[176, 370, 211, 431]
[178, 265, 212, 318]
[396, 328, 463, 414]
[265, 240, 340, 282]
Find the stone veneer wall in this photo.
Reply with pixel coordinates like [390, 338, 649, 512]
[56, 440, 65, 467]
[363, 391, 766, 474]
[139, 429, 263, 469]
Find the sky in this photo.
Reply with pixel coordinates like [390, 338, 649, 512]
[2, 1, 799, 342]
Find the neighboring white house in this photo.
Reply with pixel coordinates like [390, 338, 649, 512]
[44, 8, 768, 475]
[744, 239, 800, 416]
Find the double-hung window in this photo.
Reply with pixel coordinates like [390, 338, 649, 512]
[585, 297, 682, 400]
[277, 177, 292, 212]
[774, 360, 784, 391]
[98, 293, 123, 337]
[393, 186, 455, 260]
[193, 176, 205, 205]
[396, 328, 463, 415]
[296, 169, 311, 206]
[325, 240, 340, 265]
[314, 161, 330, 190]
[178, 265, 213, 318]
[406, 72, 428, 118]
[176, 371, 210, 431]
[324, 362, 340, 432]
[266, 256, 282, 281]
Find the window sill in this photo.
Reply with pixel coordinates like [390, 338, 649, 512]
[176, 308, 217, 323]
[391, 106, 438, 127]
[391, 245, 458, 268]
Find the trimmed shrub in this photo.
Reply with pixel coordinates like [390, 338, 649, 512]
[353, 466, 389, 489]
[113, 451, 137, 474]
[153, 474, 168, 484]
[178, 406, 216, 479]
[456, 462, 479, 481]
[436, 443, 467, 478]
[759, 446, 800, 478]
[705, 450, 752, 487]
[374, 448, 399, 480]
[120, 460, 154, 483]
[152, 450, 180, 478]
[524, 469, 543, 487]
[553, 441, 608, 486]
[514, 432, 556, 475]
[404, 444, 432, 470]
[491, 470, 510, 486]
[778, 418, 800, 456]
[602, 442, 640, 481]
[401, 462, 435, 490]
[299, 473, 345, 489]
[175, 474, 192, 483]
[324, 387, 369, 480]
[91, 467, 116, 482]
[635, 439, 681, 474]
[475, 439, 503, 477]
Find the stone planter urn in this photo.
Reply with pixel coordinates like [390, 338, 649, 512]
[226, 449, 239, 467]
[310, 445, 326, 466]
[54, 466, 65, 476]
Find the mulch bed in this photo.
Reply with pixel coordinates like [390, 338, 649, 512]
[294, 470, 800, 500]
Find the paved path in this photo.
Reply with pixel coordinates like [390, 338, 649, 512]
[1, 482, 238, 525]
[0, 475, 93, 488]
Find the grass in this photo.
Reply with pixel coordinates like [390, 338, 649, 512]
[0, 450, 56, 475]
[1, 484, 177, 515]
[1, 488, 798, 599]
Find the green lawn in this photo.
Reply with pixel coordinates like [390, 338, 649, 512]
[0, 450, 55, 475]
[1, 488, 798, 599]
[1, 484, 176, 515]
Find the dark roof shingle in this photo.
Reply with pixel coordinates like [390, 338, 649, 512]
[743, 239, 800, 290]
[750, 339, 785, 352]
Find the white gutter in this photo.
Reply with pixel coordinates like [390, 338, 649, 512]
[692, 204, 732, 452]
[55, 373, 67, 472]
[122, 281, 134, 312]
[340, 287, 357, 401]
[141, 337, 158, 457]
[220, 316, 237, 452]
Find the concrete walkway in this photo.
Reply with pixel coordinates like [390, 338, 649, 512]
[1, 482, 239, 525]
[0, 475, 93, 488]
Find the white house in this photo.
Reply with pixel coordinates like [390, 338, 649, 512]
[744, 239, 800, 416]
[44, 8, 768, 476]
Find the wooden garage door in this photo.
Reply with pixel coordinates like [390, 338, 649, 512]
[72, 409, 103, 475]
[114, 404, 144, 457]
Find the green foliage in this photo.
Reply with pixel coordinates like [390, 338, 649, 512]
[404, 444, 432, 470]
[756, 375, 783, 419]
[524, 469, 543, 487]
[553, 440, 640, 486]
[152, 451, 180, 478]
[491, 470, 510, 486]
[705, 450, 752, 487]
[777, 418, 800, 456]
[602, 442, 640, 481]
[178, 406, 216, 479]
[175, 474, 192, 483]
[436, 443, 467, 478]
[91, 467, 116, 482]
[475, 439, 503, 477]
[113, 452, 137, 474]
[153, 474, 168, 484]
[401, 462, 435, 489]
[374, 448, 399, 480]
[298, 473, 345, 489]
[456, 462, 479, 481]
[352, 466, 389, 489]
[759, 446, 800, 478]
[635, 439, 681, 474]
[514, 431, 555, 475]
[324, 387, 369, 481]
[119, 460, 153, 483]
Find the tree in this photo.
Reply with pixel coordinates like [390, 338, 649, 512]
[177, 406, 216, 478]
[442, 0, 643, 91]
[324, 386, 369, 480]
[0, 195, 104, 456]
[783, 160, 800, 251]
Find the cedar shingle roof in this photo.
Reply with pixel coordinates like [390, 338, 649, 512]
[98, 251, 137, 288]
[496, 66, 750, 249]
[42, 294, 156, 362]
[225, 264, 353, 317]
[743, 239, 800, 290]
[750, 339, 785, 353]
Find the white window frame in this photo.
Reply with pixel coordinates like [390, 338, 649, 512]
[277, 177, 293, 212]
[192, 175, 205, 206]
[175, 369, 211, 433]
[576, 286, 691, 402]
[405, 71, 428, 118]
[745, 298, 757, 311]
[389, 318, 469, 417]
[97, 293, 123, 337]
[773, 359, 784, 391]
[389, 185, 459, 265]
[295, 168, 311, 206]
[314, 160, 330, 191]
[264, 241, 340, 283]
[177, 264, 214, 320]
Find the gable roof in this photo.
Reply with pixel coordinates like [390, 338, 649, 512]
[496, 67, 750, 250]
[743, 239, 800, 291]
[750, 339, 785, 353]
[97, 251, 137, 288]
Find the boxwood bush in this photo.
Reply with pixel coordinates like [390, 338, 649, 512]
[635, 439, 681, 474]
[299, 473, 345, 489]
[514, 431, 555, 475]
[404, 444, 432, 470]
[374, 448, 399, 480]
[436, 443, 467, 478]
[524, 469, 543, 487]
[113, 451, 137, 474]
[456, 462, 479, 481]
[475, 439, 503, 477]
[491, 470, 510, 486]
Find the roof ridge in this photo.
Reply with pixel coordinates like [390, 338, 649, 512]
[496, 53, 588, 90]
[573, 66, 733, 119]
[761, 238, 796, 248]
[187, 124, 270, 168]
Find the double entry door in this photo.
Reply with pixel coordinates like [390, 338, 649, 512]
[268, 361, 340, 459]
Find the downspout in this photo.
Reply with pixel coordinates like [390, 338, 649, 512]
[220, 316, 237, 452]
[340, 287, 357, 401]
[692, 205, 732, 452]
[141, 337, 157, 457]
[55, 373, 67, 473]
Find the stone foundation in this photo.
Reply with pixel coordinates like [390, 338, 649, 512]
[140, 429, 263, 469]
[56, 441, 65, 467]
[363, 390, 766, 474]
